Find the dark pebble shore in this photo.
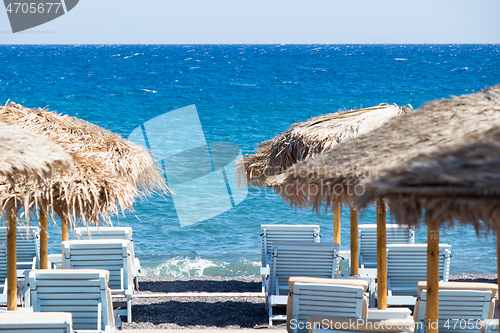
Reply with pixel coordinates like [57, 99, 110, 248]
[123, 274, 497, 330]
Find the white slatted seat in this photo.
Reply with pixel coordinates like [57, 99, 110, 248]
[385, 244, 451, 306]
[261, 225, 320, 268]
[0, 312, 72, 333]
[62, 240, 134, 323]
[26, 269, 116, 333]
[0, 227, 39, 273]
[287, 278, 369, 333]
[309, 315, 414, 333]
[414, 282, 497, 333]
[74, 227, 142, 286]
[267, 242, 340, 326]
[358, 224, 414, 275]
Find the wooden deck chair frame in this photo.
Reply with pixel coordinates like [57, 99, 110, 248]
[358, 224, 414, 275]
[415, 289, 492, 333]
[74, 227, 142, 289]
[62, 240, 134, 323]
[0, 312, 73, 333]
[26, 269, 116, 333]
[290, 283, 367, 333]
[385, 243, 451, 306]
[266, 242, 340, 326]
[260, 225, 320, 292]
[0, 226, 39, 274]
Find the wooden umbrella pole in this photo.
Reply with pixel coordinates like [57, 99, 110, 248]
[61, 215, 69, 255]
[334, 203, 341, 244]
[427, 217, 440, 333]
[376, 198, 387, 309]
[39, 205, 48, 269]
[350, 207, 359, 276]
[6, 209, 17, 311]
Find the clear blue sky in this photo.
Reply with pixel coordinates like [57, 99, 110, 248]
[1, 0, 499, 44]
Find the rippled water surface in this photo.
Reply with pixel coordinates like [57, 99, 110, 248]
[0, 44, 499, 276]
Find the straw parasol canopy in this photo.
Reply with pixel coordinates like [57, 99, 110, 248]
[358, 126, 500, 230]
[0, 121, 74, 218]
[238, 103, 412, 187]
[0, 121, 73, 180]
[0, 102, 168, 224]
[267, 85, 500, 211]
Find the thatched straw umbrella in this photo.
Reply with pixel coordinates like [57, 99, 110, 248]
[0, 121, 74, 311]
[357, 125, 500, 322]
[266, 85, 500, 330]
[239, 103, 412, 274]
[0, 102, 168, 267]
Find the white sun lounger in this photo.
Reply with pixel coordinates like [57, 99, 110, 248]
[25, 269, 116, 333]
[358, 224, 414, 275]
[0, 226, 39, 273]
[266, 242, 340, 326]
[74, 227, 142, 287]
[0, 312, 73, 333]
[260, 225, 320, 291]
[385, 243, 451, 306]
[309, 315, 414, 333]
[261, 225, 320, 268]
[62, 240, 134, 323]
[414, 281, 497, 333]
[287, 277, 369, 333]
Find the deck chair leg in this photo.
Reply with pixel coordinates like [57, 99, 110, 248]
[268, 305, 273, 326]
[135, 276, 139, 291]
[127, 298, 132, 323]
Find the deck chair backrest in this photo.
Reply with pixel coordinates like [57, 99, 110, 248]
[387, 244, 451, 297]
[261, 225, 320, 267]
[0, 312, 73, 333]
[62, 240, 133, 294]
[269, 242, 340, 296]
[0, 244, 6, 282]
[358, 224, 414, 269]
[0, 226, 39, 270]
[27, 269, 114, 332]
[416, 289, 492, 333]
[291, 283, 366, 333]
[74, 227, 137, 270]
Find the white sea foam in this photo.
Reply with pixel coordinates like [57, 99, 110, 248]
[142, 257, 261, 277]
[141, 89, 157, 93]
[451, 67, 468, 71]
[395, 58, 407, 60]
[143, 257, 227, 277]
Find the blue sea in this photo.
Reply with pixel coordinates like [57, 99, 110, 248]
[0, 44, 499, 276]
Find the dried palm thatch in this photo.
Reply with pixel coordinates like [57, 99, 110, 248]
[0, 102, 168, 225]
[0, 122, 74, 220]
[0, 121, 73, 179]
[358, 126, 500, 230]
[267, 85, 500, 214]
[238, 103, 412, 187]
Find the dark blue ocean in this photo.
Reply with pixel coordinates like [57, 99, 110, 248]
[0, 44, 499, 276]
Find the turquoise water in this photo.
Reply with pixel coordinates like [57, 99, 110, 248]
[0, 44, 499, 276]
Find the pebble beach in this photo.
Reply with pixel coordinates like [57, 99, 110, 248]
[123, 274, 498, 330]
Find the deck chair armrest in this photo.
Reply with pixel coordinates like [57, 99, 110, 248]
[359, 254, 365, 268]
[387, 278, 393, 296]
[97, 301, 102, 331]
[2, 278, 6, 295]
[260, 266, 270, 278]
